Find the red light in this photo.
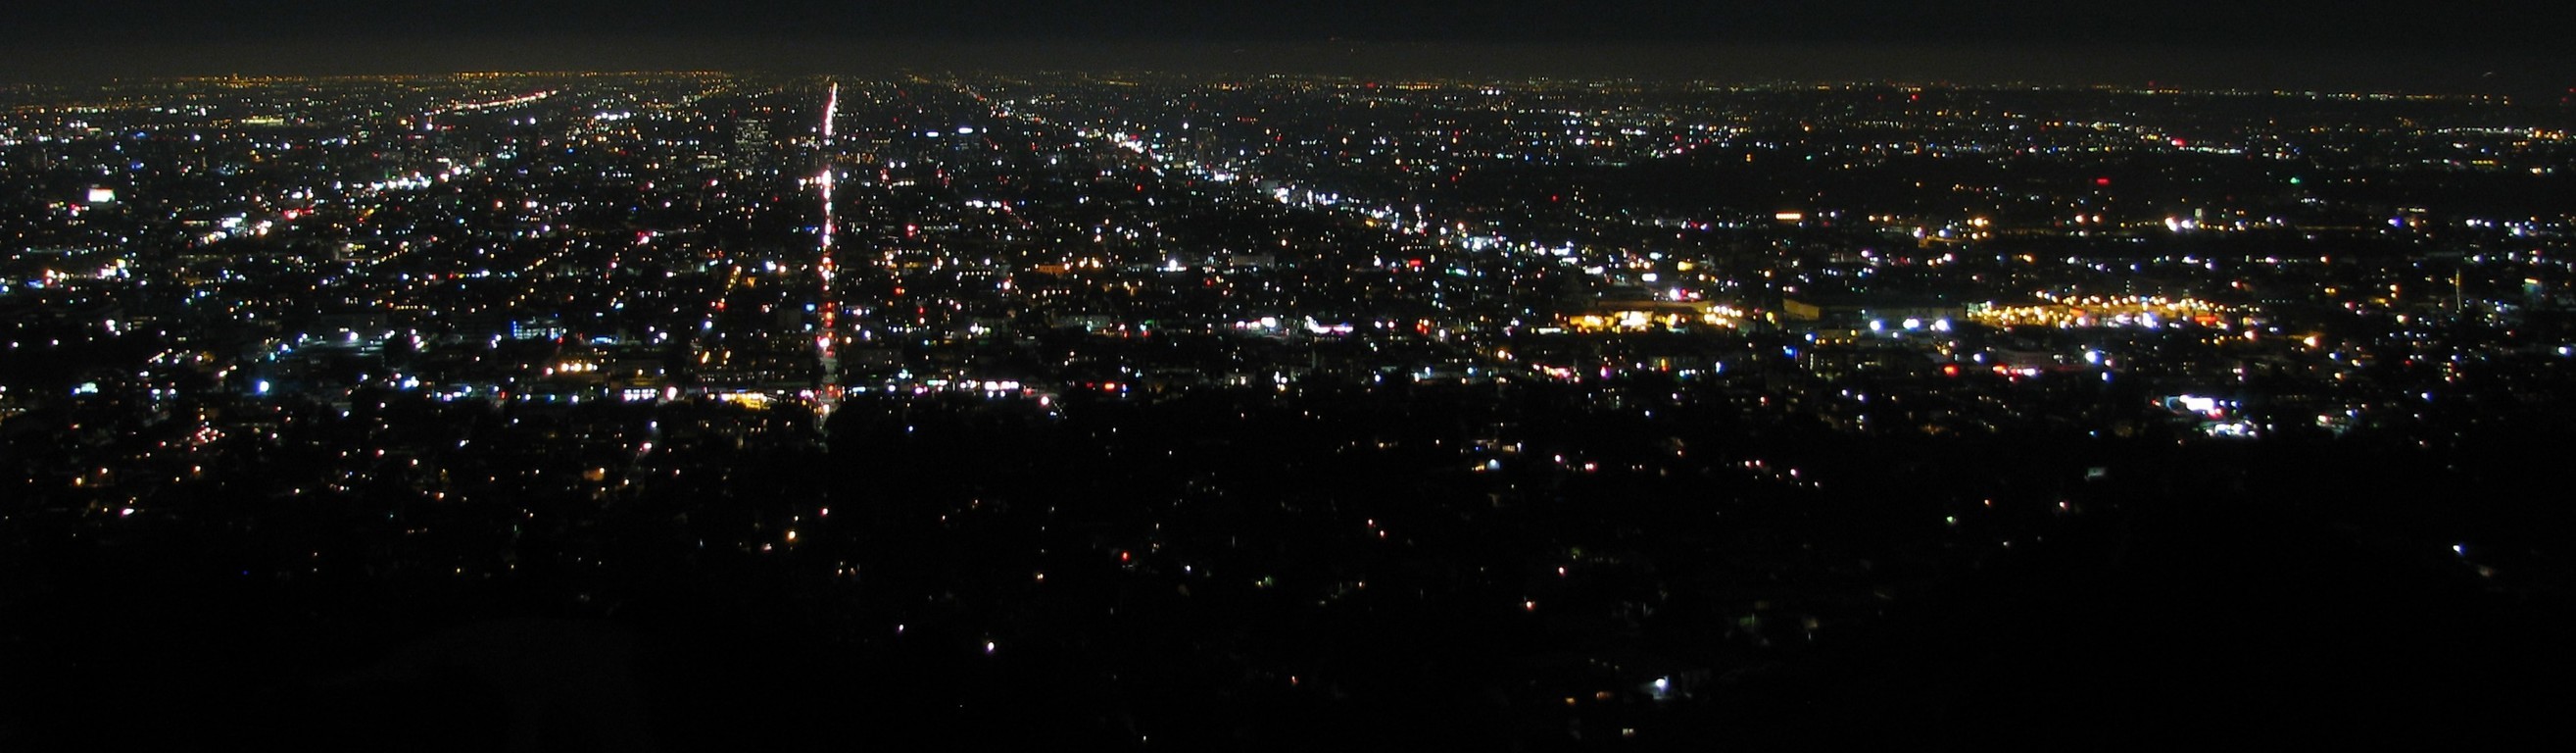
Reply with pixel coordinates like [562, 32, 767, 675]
[1943, 364, 1960, 376]
[2094, 177, 2113, 186]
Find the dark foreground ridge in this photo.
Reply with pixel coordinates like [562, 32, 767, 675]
[8, 387, 2570, 749]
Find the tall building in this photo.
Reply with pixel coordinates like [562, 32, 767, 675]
[729, 117, 773, 170]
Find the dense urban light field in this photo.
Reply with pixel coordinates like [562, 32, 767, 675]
[4, 73, 2572, 748]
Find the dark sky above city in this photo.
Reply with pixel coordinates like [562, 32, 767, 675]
[4, 1, 2572, 91]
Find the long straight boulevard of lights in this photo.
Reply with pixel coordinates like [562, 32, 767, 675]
[815, 80, 842, 426]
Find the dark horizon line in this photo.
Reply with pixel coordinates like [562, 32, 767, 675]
[5, 38, 2569, 97]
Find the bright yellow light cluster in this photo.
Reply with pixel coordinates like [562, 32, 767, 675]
[1969, 294, 2235, 328]
[1563, 305, 1741, 332]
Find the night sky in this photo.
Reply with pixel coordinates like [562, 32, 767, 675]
[6, 1, 2574, 91]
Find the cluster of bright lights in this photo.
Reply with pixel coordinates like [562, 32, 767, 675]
[1970, 294, 2234, 328]
[443, 90, 556, 114]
